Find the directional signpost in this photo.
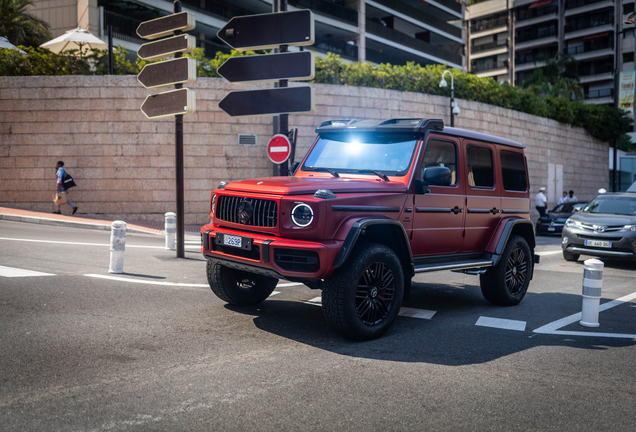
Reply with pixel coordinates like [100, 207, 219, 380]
[217, 3, 315, 176]
[137, 1, 197, 258]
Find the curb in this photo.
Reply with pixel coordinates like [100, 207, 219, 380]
[0, 213, 200, 236]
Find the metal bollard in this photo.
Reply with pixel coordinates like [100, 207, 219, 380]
[580, 258, 604, 327]
[165, 212, 176, 250]
[108, 221, 127, 274]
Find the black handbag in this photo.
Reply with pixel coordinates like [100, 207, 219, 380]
[62, 172, 76, 188]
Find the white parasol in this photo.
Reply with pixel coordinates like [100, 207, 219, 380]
[0, 36, 26, 53]
[40, 27, 107, 55]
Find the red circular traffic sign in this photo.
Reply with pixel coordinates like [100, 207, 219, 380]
[267, 134, 291, 164]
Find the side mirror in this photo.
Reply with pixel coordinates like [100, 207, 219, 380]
[574, 207, 581, 212]
[291, 161, 300, 175]
[422, 166, 452, 186]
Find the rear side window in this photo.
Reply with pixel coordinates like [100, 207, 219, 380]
[422, 139, 458, 186]
[467, 145, 494, 188]
[500, 150, 527, 191]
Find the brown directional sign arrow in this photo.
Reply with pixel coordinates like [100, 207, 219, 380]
[137, 57, 197, 89]
[138, 34, 196, 61]
[217, 10, 314, 51]
[218, 52, 314, 84]
[141, 88, 196, 119]
[136, 11, 196, 40]
[218, 87, 314, 117]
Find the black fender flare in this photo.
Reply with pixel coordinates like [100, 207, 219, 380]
[333, 219, 414, 275]
[493, 218, 536, 273]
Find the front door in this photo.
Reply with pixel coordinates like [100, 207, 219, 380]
[462, 141, 501, 252]
[411, 136, 465, 256]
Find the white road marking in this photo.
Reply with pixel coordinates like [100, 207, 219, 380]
[0, 265, 55, 278]
[269, 291, 280, 296]
[84, 274, 208, 289]
[276, 282, 305, 287]
[399, 307, 437, 320]
[305, 296, 323, 306]
[533, 291, 636, 339]
[0, 237, 199, 249]
[536, 250, 562, 256]
[476, 316, 527, 331]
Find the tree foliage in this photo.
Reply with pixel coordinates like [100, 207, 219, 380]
[522, 53, 583, 100]
[0, 0, 52, 47]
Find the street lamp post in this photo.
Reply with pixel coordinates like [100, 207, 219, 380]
[439, 70, 460, 127]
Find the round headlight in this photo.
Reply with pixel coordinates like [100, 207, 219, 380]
[291, 203, 313, 227]
[210, 193, 216, 218]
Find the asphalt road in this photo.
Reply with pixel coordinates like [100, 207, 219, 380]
[1, 220, 635, 431]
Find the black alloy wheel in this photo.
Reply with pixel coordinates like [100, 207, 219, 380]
[480, 235, 532, 306]
[355, 262, 397, 325]
[505, 247, 527, 296]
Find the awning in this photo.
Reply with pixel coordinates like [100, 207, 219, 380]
[529, 0, 552, 9]
[582, 31, 611, 41]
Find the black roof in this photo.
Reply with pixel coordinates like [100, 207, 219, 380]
[315, 118, 525, 149]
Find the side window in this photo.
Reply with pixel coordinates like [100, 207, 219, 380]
[500, 150, 527, 191]
[466, 145, 494, 188]
[422, 140, 458, 186]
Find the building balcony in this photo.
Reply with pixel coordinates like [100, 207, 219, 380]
[583, 96, 614, 104]
[180, 0, 252, 22]
[569, 46, 614, 61]
[579, 71, 614, 84]
[564, 23, 613, 40]
[564, 0, 615, 17]
[427, 0, 462, 17]
[515, 35, 558, 50]
[314, 36, 358, 61]
[365, 20, 462, 67]
[365, 48, 413, 65]
[470, 16, 508, 35]
[470, 42, 508, 59]
[515, 13, 558, 29]
[289, 0, 358, 26]
[103, 10, 144, 45]
[369, 0, 462, 39]
[475, 67, 509, 78]
[472, 61, 508, 72]
[585, 88, 614, 99]
[515, 60, 547, 71]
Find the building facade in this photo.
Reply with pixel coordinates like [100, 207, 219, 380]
[30, 0, 465, 69]
[466, 0, 635, 107]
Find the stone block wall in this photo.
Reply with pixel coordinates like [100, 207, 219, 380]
[0, 76, 608, 225]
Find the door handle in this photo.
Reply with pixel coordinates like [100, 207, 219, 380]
[490, 208, 500, 214]
[452, 206, 463, 214]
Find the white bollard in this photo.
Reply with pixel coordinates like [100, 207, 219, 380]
[165, 212, 176, 250]
[108, 220, 127, 274]
[580, 258, 604, 327]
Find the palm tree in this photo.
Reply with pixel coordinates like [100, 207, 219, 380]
[523, 53, 583, 101]
[0, 0, 52, 47]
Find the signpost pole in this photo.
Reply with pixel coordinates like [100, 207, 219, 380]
[278, 0, 289, 177]
[174, 0, 185, 258]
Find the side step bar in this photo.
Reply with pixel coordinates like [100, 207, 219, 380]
[414, 259, 494, 274]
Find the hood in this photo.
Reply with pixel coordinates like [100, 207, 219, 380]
[223, 176, 408, 195]
[570, 212, 636, 226]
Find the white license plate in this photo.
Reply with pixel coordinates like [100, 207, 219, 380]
[223, 234, 242, 248]
[585, 240, 611, 248]
[547, 227, 555, 231]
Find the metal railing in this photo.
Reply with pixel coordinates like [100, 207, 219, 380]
[365, 48, 411, 66]
[516, 27, 558, 43]
[565, 12, 614, 32]
[471, 41, 507, 53]
[565, 42, 612, 55]
[585, 88, 613, 99]
[515, 50, 557, 65]
[373, 0, 461, 38]
[565, 0, 611, 10]
[103, 10, 144, 44]
[516, 5, 558, 21]
[471, 16, 508, 32]
[579, 63, 613, 76]
[289, 0, 358, 25]
[366, 20, 462, 65]
[314, 36, 358, 60]
[471, 62, 508, 72]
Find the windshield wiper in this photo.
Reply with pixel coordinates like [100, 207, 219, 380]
[357, 169, 389, 181]
[312, 167, 339, 178]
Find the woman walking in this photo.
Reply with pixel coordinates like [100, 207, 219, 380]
[53, 161, 78, 215]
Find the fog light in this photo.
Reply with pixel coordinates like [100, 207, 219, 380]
[562, 237, 568, 244]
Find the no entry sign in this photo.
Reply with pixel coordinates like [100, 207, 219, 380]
[267, 134, 291, 164]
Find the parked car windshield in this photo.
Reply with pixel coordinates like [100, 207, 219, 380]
[302, 132, 421, 176]
[582, 196, 636, 215]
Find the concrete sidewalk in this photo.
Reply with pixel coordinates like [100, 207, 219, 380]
[0, 206, 202, 237]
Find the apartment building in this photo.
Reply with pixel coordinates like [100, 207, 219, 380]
[466, 0, 635, 106]
[30, 0, 465, 70]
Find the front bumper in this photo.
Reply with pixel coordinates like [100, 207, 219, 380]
[561, 227, 636, 258]
[201, 225, 342, 280]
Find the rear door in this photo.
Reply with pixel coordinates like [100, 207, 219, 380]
[462, 141, 501, 252]
[411, 136, 465, 256]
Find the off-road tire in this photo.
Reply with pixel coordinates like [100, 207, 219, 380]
[480, 235, 532, 306]
[322, 242, 404, 340]
[562, 250, 580, 262]
[206, 260, 278, 306]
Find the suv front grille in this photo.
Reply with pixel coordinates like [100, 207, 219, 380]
[212, 242, 261, 260]
[274, 249, 320, 272]
[579, 223, 623, 232]
[216, 196, 277, 227]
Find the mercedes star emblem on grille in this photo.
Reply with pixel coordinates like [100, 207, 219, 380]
[237, 199, 253, 224]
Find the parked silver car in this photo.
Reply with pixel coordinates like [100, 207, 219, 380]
[561, 193, 636, 262]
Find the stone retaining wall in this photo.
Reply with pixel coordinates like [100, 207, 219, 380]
[0, 76, 608, 225]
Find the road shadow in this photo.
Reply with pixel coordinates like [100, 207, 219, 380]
[225, 281, 636, 366]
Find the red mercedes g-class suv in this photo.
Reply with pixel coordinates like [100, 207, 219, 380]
[201, 118, 536, 340]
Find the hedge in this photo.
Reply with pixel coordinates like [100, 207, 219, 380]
[1, 47, 632, 144]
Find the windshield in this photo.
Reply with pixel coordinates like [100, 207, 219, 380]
[302, 132, 421, 176]
[582, 196, 636, 215]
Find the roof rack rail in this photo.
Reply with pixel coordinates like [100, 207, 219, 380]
[315, 118, 444, 133]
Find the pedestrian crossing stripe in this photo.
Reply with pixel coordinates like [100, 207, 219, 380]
[0, 265, 55, 278]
